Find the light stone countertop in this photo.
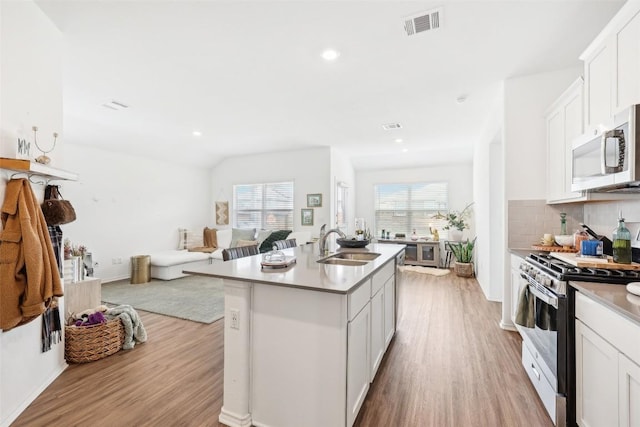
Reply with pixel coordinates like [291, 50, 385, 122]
[183, 242, 405, 294]
[570, 281, 640, 326]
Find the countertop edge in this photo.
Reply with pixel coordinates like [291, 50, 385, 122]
[570, 281, 640, 326]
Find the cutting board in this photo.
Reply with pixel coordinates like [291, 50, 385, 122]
[550, 251, 640, 270]
[531, 244, 578, 253]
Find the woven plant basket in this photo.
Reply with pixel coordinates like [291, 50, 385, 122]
[454, 262, 474, 278]
[65, 318, 125, 363]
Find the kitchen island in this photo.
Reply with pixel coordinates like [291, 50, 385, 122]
[185, 243, 404, 427]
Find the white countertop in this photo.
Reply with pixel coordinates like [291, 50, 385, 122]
[183, 243, 405, 294]
[570, 281, 640, 326]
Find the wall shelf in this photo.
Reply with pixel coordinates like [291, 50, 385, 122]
[0, 157, 78, 181]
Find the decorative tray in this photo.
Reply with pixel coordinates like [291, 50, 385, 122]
[336, 238, 369, 248]
[260, 256, 297, 269]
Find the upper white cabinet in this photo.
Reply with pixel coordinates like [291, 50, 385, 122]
[581, 2, 640, 129]
[583, 41, 613, 131]
[546, 78, 585, 203]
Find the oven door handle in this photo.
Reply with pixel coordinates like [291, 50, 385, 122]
[528, 283, 558, 309]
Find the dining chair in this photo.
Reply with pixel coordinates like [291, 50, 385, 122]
[272, 238, 297, 250]
[222, 245, 259, 261]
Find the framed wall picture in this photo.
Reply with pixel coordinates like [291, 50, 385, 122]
[301, 209, 314, 226]
[307, 193, 322, 207]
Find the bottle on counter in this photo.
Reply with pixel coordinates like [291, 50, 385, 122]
[560, 212, 567, 235]
[381, 229, 386, 239]
[411, 229, 418, 241]
[613, 212, 632, 264]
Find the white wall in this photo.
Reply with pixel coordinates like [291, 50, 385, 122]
[330, 148, 355, 234]
[62, 144, 212, 282]
[211, 147, 331, 237]
[504, 66, 581, 200]
[0, 2, 66, 425]
[355, 164, 474, 239]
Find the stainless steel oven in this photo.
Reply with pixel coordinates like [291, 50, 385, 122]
[518, 252, 640, 427]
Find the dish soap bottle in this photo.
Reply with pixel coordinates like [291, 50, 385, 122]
[613, 211, 632, 264]
[560, 212, 567, 235]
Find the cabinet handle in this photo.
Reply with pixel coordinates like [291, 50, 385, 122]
[531, 364, 541, 380]
[594, 129, 598, 136]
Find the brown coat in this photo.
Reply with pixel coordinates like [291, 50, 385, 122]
[0, 179, 63, 331]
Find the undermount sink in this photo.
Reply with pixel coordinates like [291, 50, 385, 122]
[317, 252, 381, 266]
[318, 258, 368, 266]
[331, 252, 381, 261]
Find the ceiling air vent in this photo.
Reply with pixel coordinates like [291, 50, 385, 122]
[403, 7, 442, 36]
[382, 123, 402, 130]
[102, 100, 129, 111]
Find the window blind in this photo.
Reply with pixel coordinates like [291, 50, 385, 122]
[374, 182, 449, 238]
[233, 182, 294, 230]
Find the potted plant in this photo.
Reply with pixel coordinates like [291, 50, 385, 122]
[447, 237, 476, 277]
[433, 202, 473, 241]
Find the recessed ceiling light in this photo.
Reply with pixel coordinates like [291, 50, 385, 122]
[402, 148, 409, 153]
[192, 131, 202, 137]
[321, 49, 340, 61]
[395, 138, 403, 144]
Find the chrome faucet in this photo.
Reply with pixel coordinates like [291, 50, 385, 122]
[318, 224, 346, 255]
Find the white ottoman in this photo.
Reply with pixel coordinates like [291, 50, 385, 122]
[150, 250, 211, 280]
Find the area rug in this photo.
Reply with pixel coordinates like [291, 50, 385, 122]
[399, 265, 451, 276]
[101, 275, 225, 324]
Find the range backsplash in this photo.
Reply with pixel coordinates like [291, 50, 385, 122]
[508, 198, 640, 250]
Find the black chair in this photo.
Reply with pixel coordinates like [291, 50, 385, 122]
[222, 245, 259, 261]
[272, 238, 297, 250]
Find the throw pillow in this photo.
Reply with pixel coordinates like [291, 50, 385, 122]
[230, 228, 256, 248]
[259, 230, 292, 253]
[178, 228, 189, 250]
[256, 229, 273, 247]
[236, 239, 258, 247]
[178, 228, 203, 250]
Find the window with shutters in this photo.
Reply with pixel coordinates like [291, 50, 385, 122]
[374, 182, 449, 238]
[233, 182, 294, 230]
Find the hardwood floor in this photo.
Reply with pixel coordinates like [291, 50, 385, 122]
[12, 271, 552, 427]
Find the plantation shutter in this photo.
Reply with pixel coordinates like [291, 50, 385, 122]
[234, 182, 294, 230]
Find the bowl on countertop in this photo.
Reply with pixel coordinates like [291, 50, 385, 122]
[336, 238, 370, 248]
[554, 235, 574, 247]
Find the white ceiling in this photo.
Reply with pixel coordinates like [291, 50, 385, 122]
[36, 0, 625, 170]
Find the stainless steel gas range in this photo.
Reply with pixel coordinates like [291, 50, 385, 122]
[517, 252, 640, 427]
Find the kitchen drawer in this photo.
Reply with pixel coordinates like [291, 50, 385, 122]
[371, 261, 394, 296]
[522, 341, 557, 422]
[575, 292, 640, 365]
[349, 279, 371, 321]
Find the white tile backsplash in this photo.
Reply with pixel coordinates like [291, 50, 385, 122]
[508, 200, 584, 249]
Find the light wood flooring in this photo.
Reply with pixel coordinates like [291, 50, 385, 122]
[12, 270, 553, 427]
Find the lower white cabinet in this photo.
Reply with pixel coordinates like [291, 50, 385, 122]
[370, 287, 384, 379]
[619, 353, 640, 427]
[575, 291, 640, 427]
[575, 319, 619, 427]
[383, 276, 395, 348]
[347, 302, 370, 427]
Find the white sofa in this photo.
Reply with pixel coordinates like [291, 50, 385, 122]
[150, 229, 313, 280]
[149, 250, 212, 280]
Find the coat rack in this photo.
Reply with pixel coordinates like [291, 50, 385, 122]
[0, 157, 78, 182]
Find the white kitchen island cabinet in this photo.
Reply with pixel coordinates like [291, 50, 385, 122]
[185, 243, 403, 427]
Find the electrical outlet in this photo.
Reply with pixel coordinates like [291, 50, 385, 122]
[230, 309, 240, 330]
[111, 258, 123, 265]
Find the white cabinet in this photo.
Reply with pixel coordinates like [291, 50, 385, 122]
[575, 319, 619, 427]
[619, 353, 640, 427]
[613, 8, 640, 113]
[581, 2, 640, 126]
[583, 40, 613, 131]
[510, 254, 524, 325]
[546, 78, 585, 203]
[575, 291, 640, 427]
[347, 302, 370, 427]
[383, 276, 395, 348]
[370, 287, 384, 379]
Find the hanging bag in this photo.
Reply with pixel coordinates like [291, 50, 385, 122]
[41, 185, 76, 225]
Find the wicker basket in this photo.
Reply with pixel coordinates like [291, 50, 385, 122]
[454, 262, 474, 278]
[65, 318, 125, 363]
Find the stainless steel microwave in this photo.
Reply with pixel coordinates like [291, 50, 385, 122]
[571, 104, 640, 192]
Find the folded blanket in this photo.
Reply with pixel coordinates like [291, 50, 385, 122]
[106, 305, 147, 350]
[515, 283, 534, 328]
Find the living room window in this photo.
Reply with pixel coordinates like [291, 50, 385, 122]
[374, 182, 449, 238]
[233, 181, 294, 230]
